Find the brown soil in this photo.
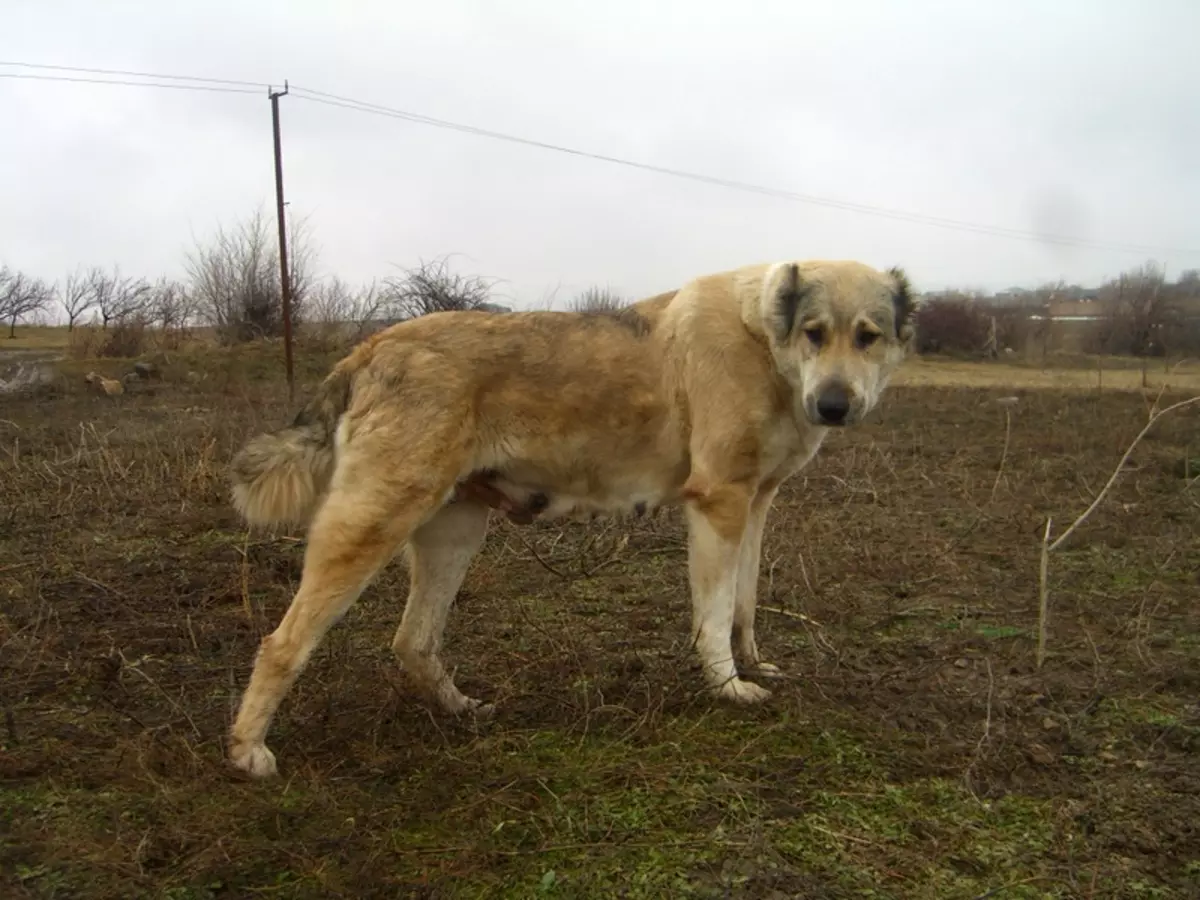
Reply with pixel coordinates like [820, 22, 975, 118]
[1, 358, 1198, 899]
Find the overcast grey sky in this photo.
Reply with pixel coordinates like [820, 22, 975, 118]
[3, 0, 1199, 307]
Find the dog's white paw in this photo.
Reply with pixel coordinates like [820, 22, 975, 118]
[717, 677, 773, 705]
[741, 661, 786, 681]
[462, 698, 496, 723]
[230, 741, 278, 778]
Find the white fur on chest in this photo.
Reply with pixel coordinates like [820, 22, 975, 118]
[759, 415, 827, 486]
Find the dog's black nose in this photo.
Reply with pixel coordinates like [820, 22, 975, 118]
[816, 384, 852, 425]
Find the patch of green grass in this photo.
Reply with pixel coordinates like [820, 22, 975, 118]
[774, 779, 1064, 898]
[975, 624, 1025, 640]
[1094, 697, 1200, 740]
[0, 723, 928, 898]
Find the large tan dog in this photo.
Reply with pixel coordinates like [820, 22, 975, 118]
[227, 259, 917, 777]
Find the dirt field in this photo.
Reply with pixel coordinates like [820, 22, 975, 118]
[2, 347, 1198, 899]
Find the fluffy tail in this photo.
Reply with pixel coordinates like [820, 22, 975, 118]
[230, 367, 353, 529]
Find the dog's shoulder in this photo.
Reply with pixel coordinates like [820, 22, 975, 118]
[654, 269, 787, 430]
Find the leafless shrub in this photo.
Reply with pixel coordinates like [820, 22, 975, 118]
[569, 286, 627, 314]
[147, 277, 196, 350]
[382, 256, 497, 319]
[185, 207, 317, 344]
[308, 275, 354, 325]
[305, 277, 393, 350]
[0, 267, 53, 338]
[346, 280, 390, 335]
[65, 325, 103, 360]
[914, 292, 991, 356]
[99, 319, 150, 358]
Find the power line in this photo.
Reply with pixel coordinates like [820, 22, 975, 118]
[1, 60, 1193, 257]
[0, 59, 268, 89]
[289, 86, 1194, 257]
[0, 71, 262, 94]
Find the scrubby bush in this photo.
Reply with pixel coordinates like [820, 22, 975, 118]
[915, 294, 991, 356]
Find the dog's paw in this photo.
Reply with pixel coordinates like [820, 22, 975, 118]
[717, 677, 772, 705]
[462, 698, 496, 723]
[230, 741, 278, 778]
[741, 661, 786, 681]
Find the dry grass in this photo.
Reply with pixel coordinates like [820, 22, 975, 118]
[4, 324, 224, 354]
[896, 355, 1200, 391]
[1, 350, 1198, 899]
[2, 325, 72, 351]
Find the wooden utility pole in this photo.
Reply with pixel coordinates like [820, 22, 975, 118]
[269, 81, 295, 402]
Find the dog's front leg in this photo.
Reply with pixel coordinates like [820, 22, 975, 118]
[685, 481, 771, 704]
[733, 484, 785, 681]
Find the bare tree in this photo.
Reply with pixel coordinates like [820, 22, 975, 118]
[87, 267, 117, 329]
[991, 300, 1037, 355]
[185, 206, 317, 344]
[308, 274, 355, 325]
[307, 277, 398, 348]
[1095, 261, 1172, 357]
[1028, 279, 1070, 362]
[59, 267, 96, 331]
[88, 266, 150, 330]
[147, 277, 196, 348]
[285, 212, 317, 324]
[382, 256, 497, 320]
[0, 267, 53, 338]
[1173, 270, 1200, 355]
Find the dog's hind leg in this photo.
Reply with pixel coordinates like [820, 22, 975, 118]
[229, 428, 467, 778]
[392, 498, 491, 716]
[733, 484, 785, 681]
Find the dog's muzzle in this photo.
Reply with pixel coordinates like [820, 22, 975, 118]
[812, 382, 855, 426]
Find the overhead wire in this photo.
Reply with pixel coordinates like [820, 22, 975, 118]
[0, 59, 269, 89]
[0, 60, 1193, 257]
[0, 71, 263, 95]
[287, 86, 1194, 257]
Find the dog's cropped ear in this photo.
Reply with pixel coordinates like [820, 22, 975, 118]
[767, 262, 810, 342]
[887, 266, 917, 344]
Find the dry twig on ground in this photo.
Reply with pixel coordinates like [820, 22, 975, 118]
[1037, 392, 1200, 667]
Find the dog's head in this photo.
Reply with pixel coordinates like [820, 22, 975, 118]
[759, 260, 916, 427]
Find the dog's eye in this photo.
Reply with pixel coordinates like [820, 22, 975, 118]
[803, 326, 824, 347]
[856, 328, 881, 350]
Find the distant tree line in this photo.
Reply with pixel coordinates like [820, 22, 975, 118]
[915, 262, 1200, 359]
[10, 208, 1194, 361]
[0, 205, 532, 357]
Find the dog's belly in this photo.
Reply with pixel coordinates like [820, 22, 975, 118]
[459, 468, 678, 524]
[463, 418, 689, 524]
[537, 482, 672, 522]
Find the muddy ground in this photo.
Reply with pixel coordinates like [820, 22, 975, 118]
[1, 355, 1198, 898]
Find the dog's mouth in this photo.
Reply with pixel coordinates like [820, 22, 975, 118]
[816, 414, 850, 427]
[803, 402, 860, 428]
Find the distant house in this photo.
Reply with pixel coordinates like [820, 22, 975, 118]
[1031, 300, 1106, 323]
